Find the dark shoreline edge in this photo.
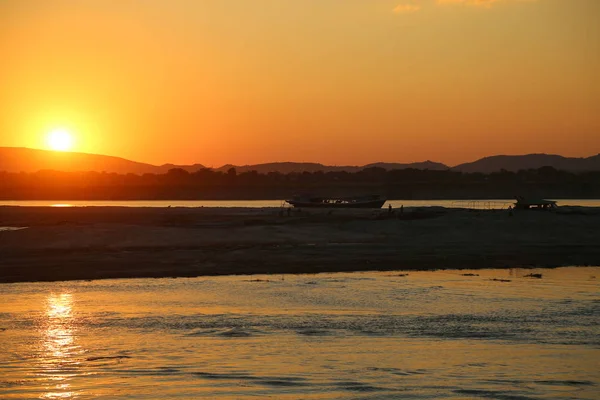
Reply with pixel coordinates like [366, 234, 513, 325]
[0, 265, 589, 285]
[1, 250, 597, 285]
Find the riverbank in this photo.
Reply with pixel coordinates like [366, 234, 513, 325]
[1, 206, 599, 283]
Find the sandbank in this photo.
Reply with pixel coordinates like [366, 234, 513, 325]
[1, 205, 599, 283]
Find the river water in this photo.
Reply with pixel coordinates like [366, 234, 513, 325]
[1, 267, 598, 399]
[1, 199, 600, 209]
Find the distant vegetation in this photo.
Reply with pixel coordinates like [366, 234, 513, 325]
[1, 147, 599, 200]
[1, 166, 598, 200]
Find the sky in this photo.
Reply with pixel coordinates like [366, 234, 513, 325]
[1, 0, 599, 167]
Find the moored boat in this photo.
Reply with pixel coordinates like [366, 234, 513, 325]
[514, 196, 557, 210]
[285, 195, 386, 209]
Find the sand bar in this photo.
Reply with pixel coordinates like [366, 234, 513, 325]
[1, 205, 599, 283]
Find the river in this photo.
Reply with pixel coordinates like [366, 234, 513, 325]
[1, 267, 598, 399]
[1, 199, 600, 209]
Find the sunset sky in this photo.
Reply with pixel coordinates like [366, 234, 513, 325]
[1, 0, 598, 167]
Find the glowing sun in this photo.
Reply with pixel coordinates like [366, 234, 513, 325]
[47, 129, 74, 151]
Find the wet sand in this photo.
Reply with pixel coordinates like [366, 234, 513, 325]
[1, 206, 599, 283]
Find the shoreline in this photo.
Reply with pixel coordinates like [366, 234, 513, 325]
[1, 206, 599, 284]
[1, 251, 596, 285]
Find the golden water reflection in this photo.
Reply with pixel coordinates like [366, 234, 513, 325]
[39, 293, 81, 399]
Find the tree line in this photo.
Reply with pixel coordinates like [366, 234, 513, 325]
[0, 166, 598, 200]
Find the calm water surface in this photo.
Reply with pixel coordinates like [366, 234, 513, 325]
[2, 199, 600, 208]
[1, 267, 598, 399]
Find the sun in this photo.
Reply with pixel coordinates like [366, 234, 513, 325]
[47, 129, 74, 152]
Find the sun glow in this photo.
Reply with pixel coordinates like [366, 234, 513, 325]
[47, 129, 74, 151]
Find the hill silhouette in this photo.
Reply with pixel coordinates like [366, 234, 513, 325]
[0, 147, 204, 175]
[214, 161, 448, 174]
[0, 147, 449, 174]
[362, 161, 448, 171]
[215, 162, 351, 174]
[453, 154, 600, 173]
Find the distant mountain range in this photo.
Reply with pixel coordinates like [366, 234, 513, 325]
[0, 147, 599, 175]
[0, 147, 205, 175]
[215, 161, 448, 174]
[452, 154, 600, 173]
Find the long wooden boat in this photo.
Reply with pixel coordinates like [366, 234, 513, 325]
[285, 195, 386, 209]
[514, 196, 557, 210]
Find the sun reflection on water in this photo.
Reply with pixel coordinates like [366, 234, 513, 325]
[39, 293, 82, 399]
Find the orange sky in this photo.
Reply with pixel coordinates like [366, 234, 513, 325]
[1, 0, 598, 167]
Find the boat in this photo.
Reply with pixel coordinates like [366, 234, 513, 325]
[285, 194, 386, 209]
[514, 196, 557, 210]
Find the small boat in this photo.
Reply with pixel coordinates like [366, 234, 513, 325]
[285, 195, 386, 209]
[514, 196, 557, 210]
